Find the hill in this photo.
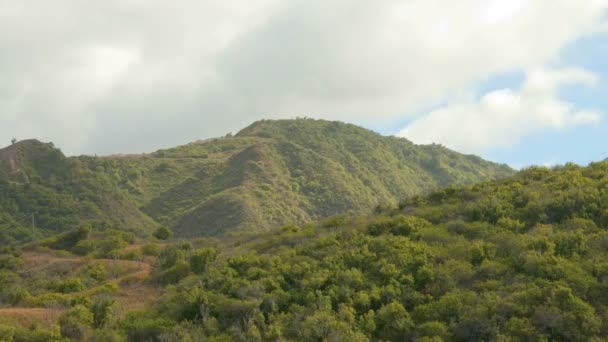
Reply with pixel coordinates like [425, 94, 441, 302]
[0, 140, 156, 244]
[0, 119, 513, 241]
[92, 119, 513, 236]
[1, 162, 606, 340]
[121, 161, 608, 340]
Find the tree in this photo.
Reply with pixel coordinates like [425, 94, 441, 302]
[10, 138, 17, 145]
[90, 297, 115, 328]
[154, 226, 172, 240]
[59, 305, 93, 341]
[190, 248, 217, 274]
[375, 301, 414, 341]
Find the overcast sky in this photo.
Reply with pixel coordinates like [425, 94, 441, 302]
[1, 1, 607, 166]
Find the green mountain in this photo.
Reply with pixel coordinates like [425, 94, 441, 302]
[0, 119, 513, 242]
[0, 140, 156, 244]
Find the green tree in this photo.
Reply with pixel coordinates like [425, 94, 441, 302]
[190, 248, 217, 274]
[154, 226, 172, 240]
[90, 297, 116, 328]
[59, 305, 93, 341]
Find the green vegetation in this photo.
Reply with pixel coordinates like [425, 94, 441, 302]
[1, 161, 606, 340]
[0, 119, 512, 242]
[138, 161, 608, 341]
[0, 140, 156, 245]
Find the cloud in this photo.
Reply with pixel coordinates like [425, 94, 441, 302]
[0, 0, 607, 154]
[398, 67, 602, 153]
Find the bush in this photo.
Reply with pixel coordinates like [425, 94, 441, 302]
[1, 286, 31, 305]
[49, 226, 91, 250]
[88, 329, 124, 342]
[0, 255, 22, 270]
[26, 293, 70, 307]
[97, 236, 128, 257]
[154, 262, 190, 285]
[141, 243, 161, 256]
[0, 324, 15, 342]
[58, 278, 86, 293]
[154, 227, 172, 240]
[119, 249, 143, 261]
[91, 297, 116, 328]
[190, 248, 217, 274]
[368, 215, 431, 237]
[84, 262, 106, 281]
[59, 305, 93, 340]
[121, 313, 175, 341]
[72, 240, 95, 256]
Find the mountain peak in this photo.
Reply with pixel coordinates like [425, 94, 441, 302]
[1, 138, 46, 150]
[236, 118, 377, 138]
[0, 139, 65, 182]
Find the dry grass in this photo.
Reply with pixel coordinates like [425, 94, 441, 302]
[0, 308, 63, 327]
[4, 250, 161, 325]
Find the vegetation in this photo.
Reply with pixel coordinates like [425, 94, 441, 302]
[1, 161, 607, 340]
[0, 119, 512, 243]
[0, 140, 156, 245]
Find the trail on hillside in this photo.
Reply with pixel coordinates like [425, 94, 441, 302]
[0, 250, 159, 326]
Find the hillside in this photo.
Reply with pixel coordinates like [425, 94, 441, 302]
[114, 160, 608, 340]
[88, 119, 513, 237]
[0, 140, 156, 245]
[0, 119, 513, 241]
[1, 162, 606, 340]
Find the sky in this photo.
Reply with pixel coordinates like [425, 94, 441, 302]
[1, 1, 607, 168]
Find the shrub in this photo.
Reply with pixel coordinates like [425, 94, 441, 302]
[84, 262, 106, 281]
[97, 236, 128, 257]
[2, 286, 31, 305]
[59, 305, 93, 341]
[88, 329, 123, 342]
[141, 243, 161, 256]
[72, 240, 95, 256]
[154, 227, 172, 240]
[154, 262, 190, 285]
[190, 248, 218, 274]
[0, 255, 22, 270]
[58, 278, 86, 293]
[119, 249, 143, 261]
[49, 226, 91, 250]
[368, 215, 431, 237]
[91, 297, 116, 328]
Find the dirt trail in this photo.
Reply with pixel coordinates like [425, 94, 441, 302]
[0, 308, 62, 327]
[1, 252, 158, 327]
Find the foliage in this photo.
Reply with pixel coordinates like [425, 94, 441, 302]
[0, 119, 512, 241]
[131, 161, 608, 340]
[7, 122, 608, 340]
[59, 305, 93, 340]
[153, 227, 172, 240]
[90, 297, 116, 328]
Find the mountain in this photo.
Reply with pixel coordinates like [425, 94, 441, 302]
[0, 119, 513, 241]
[0, 140, 156, 244]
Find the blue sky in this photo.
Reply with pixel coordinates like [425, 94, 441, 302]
[484, 36, 608, 167]
[368, 33, 608, 168]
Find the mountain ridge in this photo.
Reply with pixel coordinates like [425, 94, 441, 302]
[0, 119, 514, 241]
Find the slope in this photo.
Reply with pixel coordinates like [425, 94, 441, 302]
[137, 161, 608, 341]
[0, 119, 513, 240]
[0, 140, 157, 244]
[94, 118, 513, 236]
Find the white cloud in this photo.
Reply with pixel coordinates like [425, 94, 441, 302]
[398, 67, 602, 153]
[0, 0, 607, 154]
